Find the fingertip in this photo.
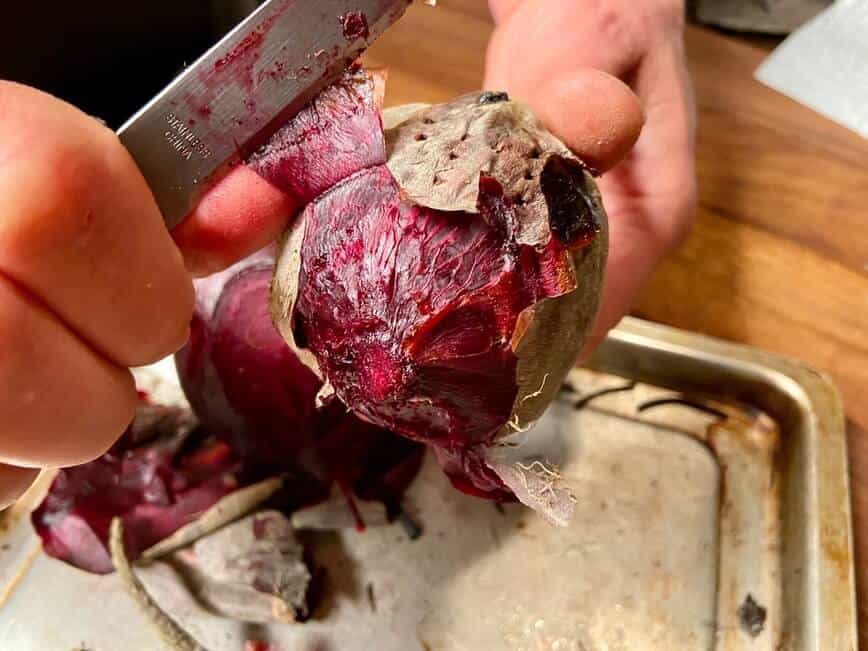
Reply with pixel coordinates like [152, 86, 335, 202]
[0, 464, 41, 509]
[173, 166, 297, 277]
[532, 69, 644, 173]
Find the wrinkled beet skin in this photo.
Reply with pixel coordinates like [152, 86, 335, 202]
[32, 407, 239, 574]
[247, 67, 385, 206]
[292, 168, 577, 455]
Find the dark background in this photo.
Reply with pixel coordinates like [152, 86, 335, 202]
[1, 1, 261, 128]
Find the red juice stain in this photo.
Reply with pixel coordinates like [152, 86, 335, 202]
[339, 11, 369, 41]
[187, 0, 292, 119]
[338, 481, 366, 532]
[245, 642, 275, 651]
[214, 30, 265, 71]
[257, 60, 287, 84]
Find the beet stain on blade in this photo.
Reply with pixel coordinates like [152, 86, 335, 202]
[340, 11, 370, 41]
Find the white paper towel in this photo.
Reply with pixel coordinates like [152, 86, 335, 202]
[755, 0, 868, 139]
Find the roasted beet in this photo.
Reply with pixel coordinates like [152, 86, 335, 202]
[32, 404, 241, 574]
[267, 85, 607, 512]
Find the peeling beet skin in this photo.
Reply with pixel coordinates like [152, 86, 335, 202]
[32, 405, 240, 574]
[246, 66, 384, 209]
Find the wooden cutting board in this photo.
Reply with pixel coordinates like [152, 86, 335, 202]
[365, 1, 868, 645]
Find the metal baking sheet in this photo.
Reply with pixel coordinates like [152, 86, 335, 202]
[0, 317, 856, 650]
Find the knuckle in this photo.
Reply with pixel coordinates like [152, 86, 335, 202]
[14, 135, 108, 240]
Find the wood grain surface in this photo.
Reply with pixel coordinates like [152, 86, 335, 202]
[366, 1, 868, 645]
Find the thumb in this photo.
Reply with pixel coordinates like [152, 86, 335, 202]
[484, 0, 644, 172]
[492, 68, 645, 173]
[488, 0, 523, 23]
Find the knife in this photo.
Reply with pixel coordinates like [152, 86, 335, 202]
[117, 0, 412, 229]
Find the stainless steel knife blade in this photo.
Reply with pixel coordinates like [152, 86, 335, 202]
[117, 0, 412, 229]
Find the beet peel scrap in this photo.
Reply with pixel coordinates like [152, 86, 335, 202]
[31, 404, 242, 575]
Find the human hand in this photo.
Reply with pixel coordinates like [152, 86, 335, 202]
[486, 0, 697, 353]
[0, 82, 194, 506]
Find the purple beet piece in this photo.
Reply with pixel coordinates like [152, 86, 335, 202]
[32, 405, 240, 574]
[176, 247, 321, 471]
[246, 66, 385, 206]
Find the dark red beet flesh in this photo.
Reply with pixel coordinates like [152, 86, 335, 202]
[292, 169, 577, 452]
[246, 70, 599, 502]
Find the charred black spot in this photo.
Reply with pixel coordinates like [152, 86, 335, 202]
[397, 507, 423, 540]
[292, 315, 309, 349]
[479, 91, 510, 105]
[301, 560, 327, 622]
[738, 594, 766, 637]
[540, 156, 599, 248]
[477, 175, 518, 240]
